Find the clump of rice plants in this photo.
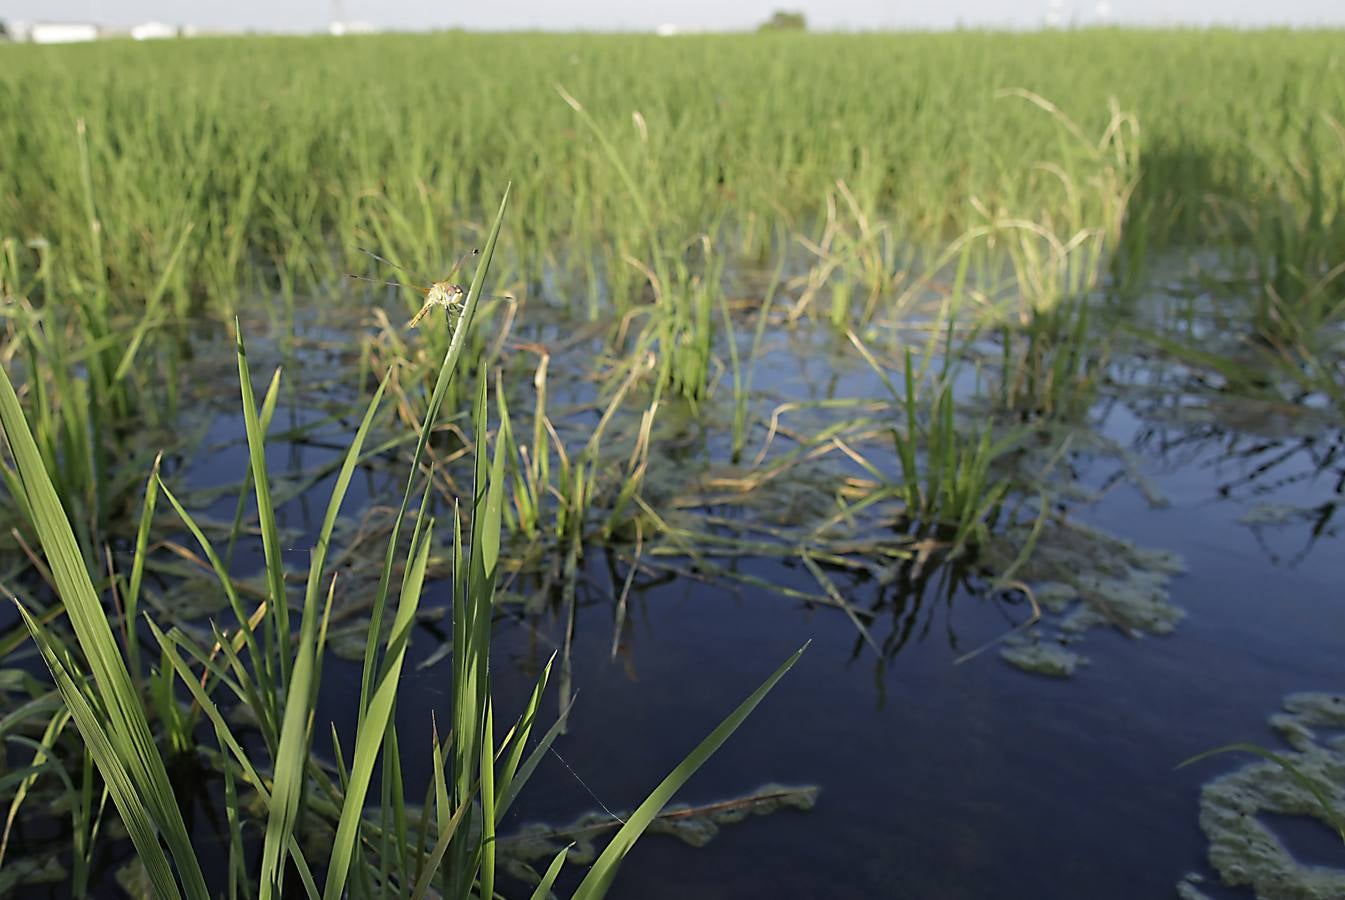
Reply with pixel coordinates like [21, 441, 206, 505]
[994, 296, 1105, 422]
[495, 343, 659, 602]
[0, 191, 805, 897]
[0, 229, 189, 555]
[2, 32, 1342, 320]
[1227, 113, 1345, 350]
[850, 331, 1024, 557]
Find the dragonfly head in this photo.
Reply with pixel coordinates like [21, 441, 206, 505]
[427, 281, 467, 309]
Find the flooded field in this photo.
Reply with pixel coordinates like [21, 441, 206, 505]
[1, 29, 1343, 900]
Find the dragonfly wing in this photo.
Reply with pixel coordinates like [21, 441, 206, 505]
[357, 247, 432, 286]
[346, 273, 429, 292]
[443, 248, 480, 282]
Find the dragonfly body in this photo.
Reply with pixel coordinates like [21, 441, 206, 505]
[348, 247, 478, 330]
[407, 280, 467, 329]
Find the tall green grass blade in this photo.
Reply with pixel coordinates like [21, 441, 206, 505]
[358, 185, 510, 724]
[258, 584, 322, 894]
[528, 844, 573, 900]
[226, 367, 284, 571]
[122, 453, 162, 680]
[148, 620, 320, 900]
[495, 652, 555, 812]
[274, 372, 394, 895]
[235, 331, 291, 687]
[480, 702, 497, 900]
[0, 357, 210, 898]
[571, 641, 809, 900]
[14, 609, 186, 898]
[324, 518, 435, 900]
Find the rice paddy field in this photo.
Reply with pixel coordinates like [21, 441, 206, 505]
[0, 28, 1343, 898]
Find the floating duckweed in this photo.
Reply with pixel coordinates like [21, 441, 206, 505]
[1059, 569, 1185, 636]
[984, 518, 1185, 677]
[1176, 873, 1213, 899]
[1034, 582, 1079, 613]
[1192, 693, 1345, 899]
[113, 860, 151, 897]
[1000, 634, 1089, 677]
[0, 856, 65, 892]
[1239, 503, 1307, 526]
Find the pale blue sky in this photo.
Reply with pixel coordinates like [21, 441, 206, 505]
[6, 0, 1345, 31]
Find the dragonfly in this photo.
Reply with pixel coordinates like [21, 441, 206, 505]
[347, 247, 479, 329]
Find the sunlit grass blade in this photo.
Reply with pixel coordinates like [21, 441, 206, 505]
[250, 342, 390, 899]
[147, 620, 321, 900]
[122, 452, 162, 680]
[495, 652, 555, 811]
[570, 641, 809, 900]
[235, 331, 291, 687]
[226, 366, 283, 570]
[528, 843, 573, 900]
[14, 608, 185, 898]
[323, 518, 435, 900]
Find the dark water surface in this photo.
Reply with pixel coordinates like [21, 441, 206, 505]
[5, 293, 1343, 898]
[466, 408, 1344, 899]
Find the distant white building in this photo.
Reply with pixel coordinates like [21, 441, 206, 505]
[180, 25, 248, 38]
[23, 22, 99, 43]
[655, 24, 711, 36]
[131, 21, 178, 40]
[329, 20, 376, 36]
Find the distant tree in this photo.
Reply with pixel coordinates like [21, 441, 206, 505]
[758, 11, 807, 31]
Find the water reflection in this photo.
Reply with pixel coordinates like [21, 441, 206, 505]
[1105, 351, 1344, 566]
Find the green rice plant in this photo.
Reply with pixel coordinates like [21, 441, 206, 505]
[789, 178, 902, 328]
[1238, 113, 1345, 350]
[632, 237, 725, 406]
[497, 353, 553, 543]
[2, 31, 1344, 322]
[496, 345, 659, 596]
[0, 215, 189, 555]
[726, 251, 785, 463]
[559, 87, 725, 404]
[994, 296, 1104, 421]
[887, 95, 1135, 424]
[0, 187, 804, 896]
[974, 91, 1139, 321]
[851, 334, 1023, 556]
[0, 299, 211, 900]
